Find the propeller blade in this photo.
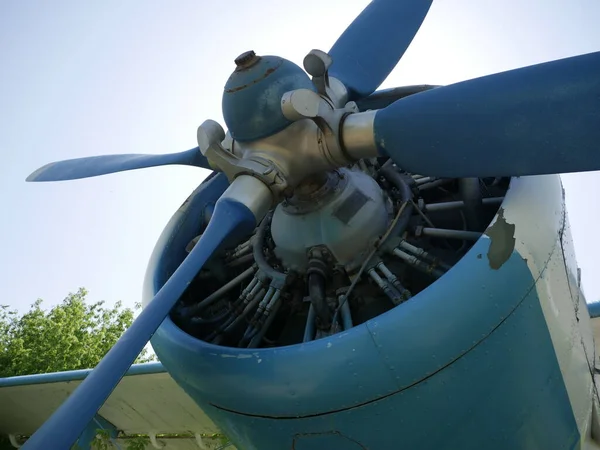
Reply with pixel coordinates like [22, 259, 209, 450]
[26, 147, 212, 182]
[328, 0, 433, 100]
[373, 51, 600, 178]
[21, 191, 257, 449]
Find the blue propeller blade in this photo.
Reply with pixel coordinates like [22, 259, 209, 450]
[329, 0, 433, 100]
[21, 196, 256, 450]
[26, 147, 212, 182]
[374, 51, 600, 178]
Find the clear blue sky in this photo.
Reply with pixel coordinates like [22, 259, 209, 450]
[1, 0, 599, 314]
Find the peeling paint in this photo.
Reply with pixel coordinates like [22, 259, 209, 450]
[485, 207, 516, 270]
[225, 66, 279, 93]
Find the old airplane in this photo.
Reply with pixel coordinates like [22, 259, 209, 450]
[5, 0, 600, 448]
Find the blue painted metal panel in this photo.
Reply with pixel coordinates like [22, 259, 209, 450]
[365, 236, 534, 390]
[144, 165, 579, 449]
[187, 287, 578, 450]
[152, 316, 399, 416]
[150, 236, 536, 418]
[0, 363, 166, 388]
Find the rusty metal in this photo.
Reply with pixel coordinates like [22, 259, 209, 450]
[234, 50, 260, 70]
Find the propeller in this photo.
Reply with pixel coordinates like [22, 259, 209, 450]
[21, 177, 265, 449]
[328, 0, 432, 100]
[371, 50, 600, 178]
[26, 147, 212, 182]
[27, 0, 433, 186]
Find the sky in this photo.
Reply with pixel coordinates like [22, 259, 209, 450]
[1, 0, 600, 315]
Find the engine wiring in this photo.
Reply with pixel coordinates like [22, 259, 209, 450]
[331, 199, 409, 331]
[171, 159, 510, 349]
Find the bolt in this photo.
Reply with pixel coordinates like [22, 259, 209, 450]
[234, 50, 260, 70]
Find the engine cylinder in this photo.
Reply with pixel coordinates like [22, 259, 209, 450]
[270, 168, 391, 272]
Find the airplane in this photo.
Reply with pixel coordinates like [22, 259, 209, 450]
[5, 0, 600, 447]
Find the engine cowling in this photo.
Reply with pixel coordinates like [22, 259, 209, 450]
[143, 164, 578, 449]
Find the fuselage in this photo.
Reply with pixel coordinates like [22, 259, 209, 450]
[143, 172, 599, 449]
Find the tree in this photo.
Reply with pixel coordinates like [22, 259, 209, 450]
[0, 288, 154, 378]
[0, 290, 233, 449]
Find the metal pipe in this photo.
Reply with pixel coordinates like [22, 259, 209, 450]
[420, 227, 482, 241]
[459, 178, 483, 230]
[211, 286, 266, 344]
[222, 288, 265, 336]
[226, 240, 253, 260]
[357, 159, 369, 173]
[308, 271, 330, 328]
[398, 240, 452, 271]
[253, 212, 287, 283]
[206, 275, 263, 341]
[376, 262, 411, 303]
[418, 179, 453, 190]
[379, 165, 413, 238]
[331, 201, 410, 331]
[368, 268, 403, 304]
[240, 287, 276, 346]
[411, 199, 437, 228]
[241, 281, 264, 310]
[226, 253, 254, 268]
[248, 298, 282, 348]
[244, 289, 283, 345]
[424, 197, 504, 212]
[265, 289, 281, 312]
[255, 286, 276, 317]
[392, 248, 444, 279]
[415, 176, 433, 185]
[187, 265, 256, 314]
[303, 303, 317, 343]
[338, 295, 353, 331]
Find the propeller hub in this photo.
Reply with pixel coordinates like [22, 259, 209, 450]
[222, 53, 316, 142]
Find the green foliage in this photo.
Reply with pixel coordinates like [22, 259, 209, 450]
[91, 429, 114, 450]
[218, 434, 231, 446]
[0, 289, 234, 449]
[123, 435, 150, 450]
[0, 288, 155, 378]
[90, 432, 231, 450]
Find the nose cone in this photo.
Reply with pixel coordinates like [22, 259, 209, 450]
[222, 52, 316, 142]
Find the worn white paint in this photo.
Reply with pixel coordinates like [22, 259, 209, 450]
[501, 175, 600, 448]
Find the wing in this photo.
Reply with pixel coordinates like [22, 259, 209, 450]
[0, 363, 230, 449]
